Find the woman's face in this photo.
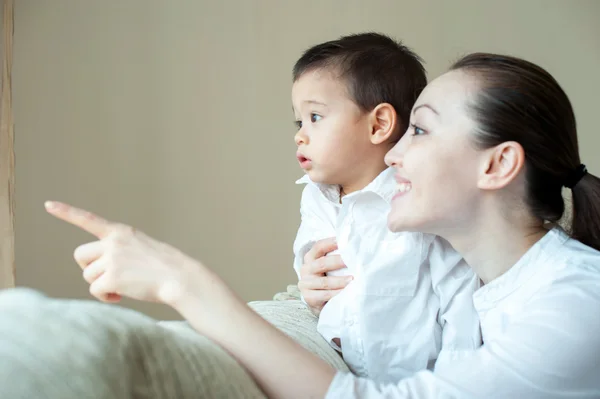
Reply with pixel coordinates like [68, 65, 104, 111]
[385, 70, 486, 236]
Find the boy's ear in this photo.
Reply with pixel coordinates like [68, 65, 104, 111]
[370, 103, 398, 145]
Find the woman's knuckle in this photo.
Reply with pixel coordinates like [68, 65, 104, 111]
[73, 246, 84, 261]
[119, 224, 136, 237]
[83, 211, 96, 222]
[89, 284, 101, 298]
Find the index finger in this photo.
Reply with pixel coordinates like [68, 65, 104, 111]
[304, 237, 338, 263]
[45, 201, 115, 239]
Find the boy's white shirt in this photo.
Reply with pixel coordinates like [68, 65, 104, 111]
[293, 167, 482, 382]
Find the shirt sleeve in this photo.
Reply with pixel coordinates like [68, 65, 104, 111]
[428, 237, 482, 369]
[325, 266, 600, 398]
[292, 184, 336, 280]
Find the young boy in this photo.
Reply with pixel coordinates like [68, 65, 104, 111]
[291, 33, 481, 383]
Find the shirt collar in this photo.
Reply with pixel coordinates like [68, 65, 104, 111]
[295, 167, 397, 205]
[473, 226, 569, 309]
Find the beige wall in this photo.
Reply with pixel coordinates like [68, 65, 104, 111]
[13, 0, 600, 319]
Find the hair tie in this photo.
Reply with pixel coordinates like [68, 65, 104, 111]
[564, 164, 587, 189]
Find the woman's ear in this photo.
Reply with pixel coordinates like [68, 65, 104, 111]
[370, 103, 398, 145]
[477, 141, 525, 190]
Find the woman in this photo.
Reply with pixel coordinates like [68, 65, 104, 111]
[12, 52, 600, 398]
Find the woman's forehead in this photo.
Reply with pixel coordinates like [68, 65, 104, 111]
[415, 70, 475, 115]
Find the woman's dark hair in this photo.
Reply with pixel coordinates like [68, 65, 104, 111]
[451, 53, 600, 250]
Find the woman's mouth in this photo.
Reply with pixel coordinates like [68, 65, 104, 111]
[397, 182, 412, 193]
[393, 175, 412, 200]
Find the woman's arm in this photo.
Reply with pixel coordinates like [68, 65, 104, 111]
[173, 274, 337, 399]
[44, 201, 338, 399]
[45, 201, 600, 399]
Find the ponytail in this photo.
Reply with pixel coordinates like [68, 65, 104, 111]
[449, 53, 596, 248]
[571, 173, 600, 251]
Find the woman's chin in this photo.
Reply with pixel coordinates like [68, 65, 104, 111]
[387, 211, 413, 233]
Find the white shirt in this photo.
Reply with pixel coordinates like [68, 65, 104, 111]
[293, 167, 482, 383]
[326, 227, 600, 398]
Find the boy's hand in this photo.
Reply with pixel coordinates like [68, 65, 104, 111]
[298, 238, 353, 317]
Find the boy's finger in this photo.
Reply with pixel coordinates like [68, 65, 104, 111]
[313, 254, 347, 275]
[304, 237, 338, 263]
[302, 288, 345, 311]
[45, 201, 115, 239]
[300, 253, 344, 277]
[318, 288, 344, 303]
[299, 275, 352, 291]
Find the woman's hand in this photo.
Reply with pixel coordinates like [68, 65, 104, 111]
[298, 238, 353, 316]
[44, 201, 203, 306]
[45, 201, 338, 399]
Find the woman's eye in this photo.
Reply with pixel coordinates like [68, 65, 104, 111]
[311, 113, 322, 123]
[411, 123, 426, 136]
[294, 120, 302, 130]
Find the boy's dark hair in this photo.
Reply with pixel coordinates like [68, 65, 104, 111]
[293, 32, 427, 135]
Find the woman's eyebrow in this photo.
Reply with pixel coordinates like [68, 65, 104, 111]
[412, 103, 439, 116]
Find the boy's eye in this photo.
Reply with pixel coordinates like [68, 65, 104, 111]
[295, 114, 321, 129]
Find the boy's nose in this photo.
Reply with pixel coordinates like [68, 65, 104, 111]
[294, 131, 307, 146]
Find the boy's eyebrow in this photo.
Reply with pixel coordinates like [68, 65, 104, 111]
[412, 104, 439, 116]
[304, 100, 328, 107]
[292, 100, 329, 115]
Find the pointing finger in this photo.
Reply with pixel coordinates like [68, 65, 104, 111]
[45, 201, 115, 239]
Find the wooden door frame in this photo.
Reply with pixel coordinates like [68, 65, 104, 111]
[0, 0, 15, 289]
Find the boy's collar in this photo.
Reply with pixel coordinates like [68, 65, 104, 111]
[295, 167, 396, 204]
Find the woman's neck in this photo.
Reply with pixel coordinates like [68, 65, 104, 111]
[445, 211, 548, 285]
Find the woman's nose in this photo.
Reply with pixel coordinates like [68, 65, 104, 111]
[385, 141, 404, 168]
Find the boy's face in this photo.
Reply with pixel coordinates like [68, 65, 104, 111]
[292, 69, 373, 187]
